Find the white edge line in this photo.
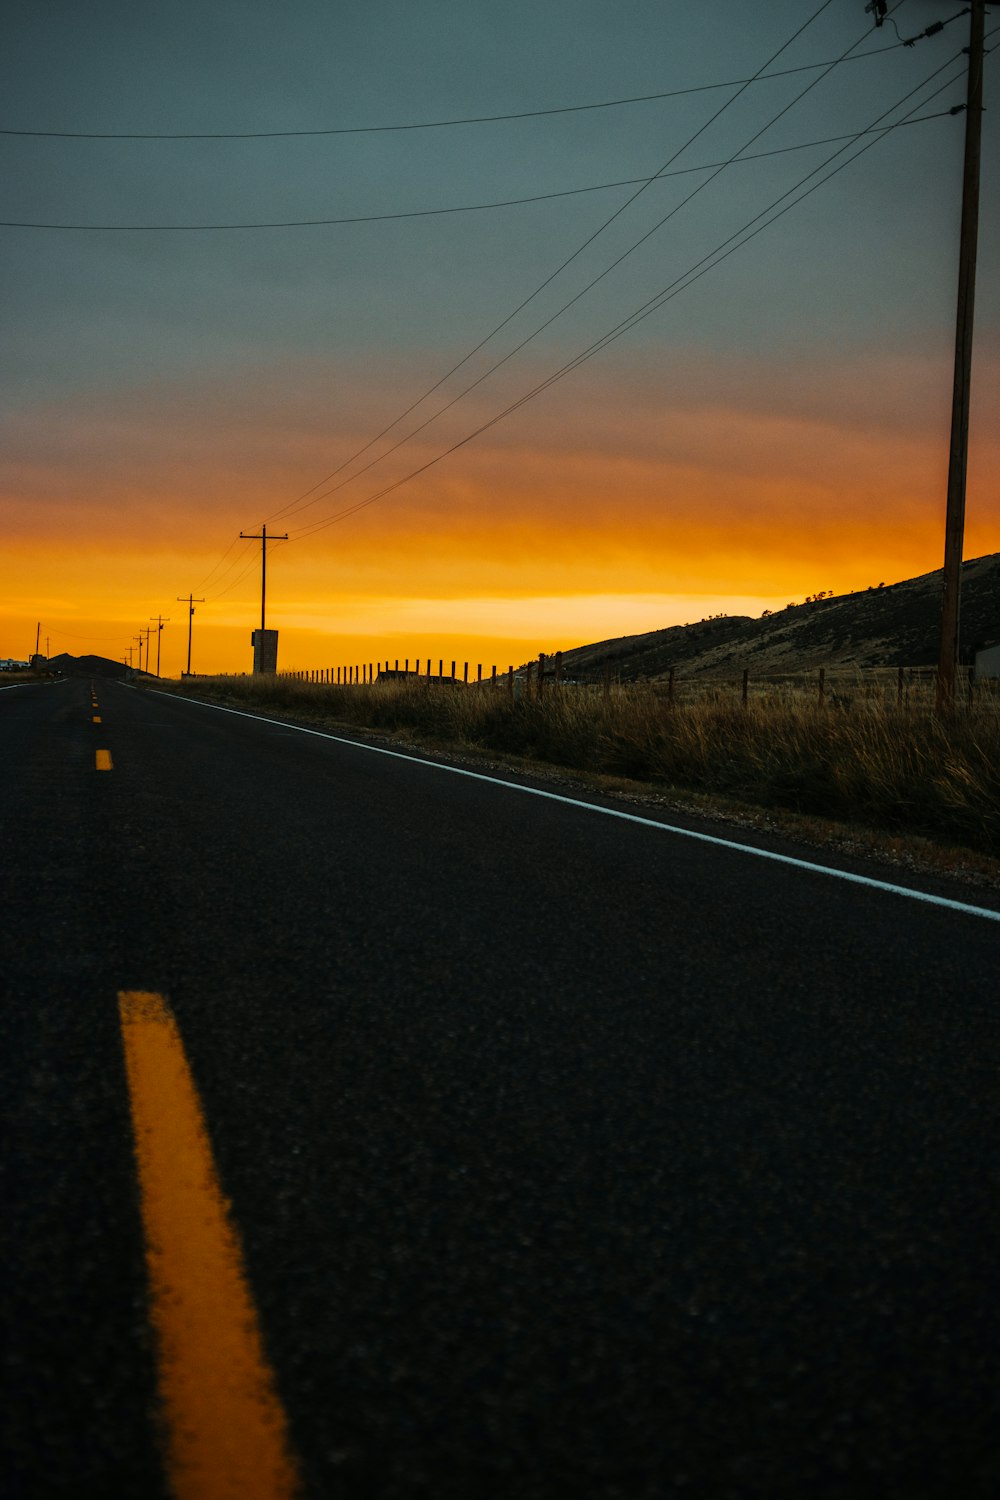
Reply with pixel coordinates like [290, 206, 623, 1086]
[151, 688, 1000, 926]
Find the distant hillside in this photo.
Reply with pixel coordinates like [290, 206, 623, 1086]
[48, 653, 137, 679]
[560, 553, 1000, 680]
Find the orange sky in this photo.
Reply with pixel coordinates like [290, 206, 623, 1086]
[3, 344, 997, 676]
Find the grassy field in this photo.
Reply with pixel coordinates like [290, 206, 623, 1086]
[164, 673, 1000, 859]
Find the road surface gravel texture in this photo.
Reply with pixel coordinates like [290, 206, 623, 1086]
[2, 676, 999, 1499]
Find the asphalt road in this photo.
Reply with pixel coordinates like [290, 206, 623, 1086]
[3, 675, 1000, 1499]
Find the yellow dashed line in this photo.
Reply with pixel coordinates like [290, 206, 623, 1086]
[118, 992, 300, 1500]
[93, 715, 102, 724]
[95, 749, 113, 770]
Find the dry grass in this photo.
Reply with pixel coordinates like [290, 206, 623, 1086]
[165, 675, 1000, 857]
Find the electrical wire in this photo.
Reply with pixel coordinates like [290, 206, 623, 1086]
[281, 47, 969, 546]
[185, 535, 261, 605]
[206, 541, 289, 602]
[269, 1, 886, 531]
[465, 71, 974, 456]
[39, 623, 135, 643]
[0, 118, 948, 232]
[0, 43, 907, 141]
[263, 0, 842, 529]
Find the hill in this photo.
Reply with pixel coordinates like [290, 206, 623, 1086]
[47, 653, 138, 679]
[559, 553, 1000, 681]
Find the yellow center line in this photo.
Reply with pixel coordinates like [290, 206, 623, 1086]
[93, 715, 102, 723]
[117, 992, 300, 1500]
[96, 749, 113, 770]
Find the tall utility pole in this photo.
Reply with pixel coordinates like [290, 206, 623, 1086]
[239, 523, 288, 631]
[149, 614, 170, 678]
[134, 635, 144, 673]
[937, 0, 985, 711]
[177, 594, 205, 676]
[141, 626, 153, 674]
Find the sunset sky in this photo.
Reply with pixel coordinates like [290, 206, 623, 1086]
[3, 0, 997, 676]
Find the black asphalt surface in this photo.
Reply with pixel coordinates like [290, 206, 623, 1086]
[3, 675, 1000, 1499]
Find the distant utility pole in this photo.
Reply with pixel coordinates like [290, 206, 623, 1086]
[149, 614, 170, 678]
[239, 523, 288, 631]
[177, 594, 205, 676]
[141, 626, 153, 674]
[937, 0, 985, 711]
[134, 635, 144, 673]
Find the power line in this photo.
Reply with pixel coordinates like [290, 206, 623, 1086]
[206, 542, 288, 602]
[263, 0, 843, 529]
[0, 117, 948, 233]
[270, 1, 889, 532]
[281, 50, 971, 547]
[40, 623, 134, 643]
[0, 44, 907, 142]
[190, 534, 258, 595]
[470, 74, 974, 458]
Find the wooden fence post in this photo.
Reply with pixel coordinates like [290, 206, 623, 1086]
[742, 668, 749, 707]
[491, 666, 497, 688]
[451, 660, 456, 683]
[667, 666, 675, 704]
[603, 662, 611, 702]
[477, 663, 482, 684]
[538, 653, 546, 696]
[555, 650, 563, 684]
[507, 666, 514, 700]
[525, 661, 534, 698]
[464, 662, 469, 684]
[818, 667, 825, 707]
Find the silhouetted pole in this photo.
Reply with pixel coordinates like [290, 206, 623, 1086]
[240, 523, 288, 631]
[937, 0, 985, 712]
[177, 594, 204, 675]
[149, 614, 170, 677]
